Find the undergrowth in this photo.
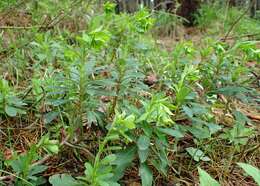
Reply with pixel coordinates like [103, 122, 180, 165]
[0, 1, 259, 186]
[195, 2, 260, 38]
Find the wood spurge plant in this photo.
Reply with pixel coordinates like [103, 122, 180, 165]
[0, 0, 259, 186]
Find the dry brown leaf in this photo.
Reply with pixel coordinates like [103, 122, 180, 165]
[4, 149, 13, 160]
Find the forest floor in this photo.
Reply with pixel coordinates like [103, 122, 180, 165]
[0, 3, 260, 186]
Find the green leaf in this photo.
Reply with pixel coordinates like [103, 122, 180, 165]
[176, 86, 191, 105]
[44, 112, 59, 124]
[233, 111, 250, 125]
[124, 114, 136, 129]
[222, 123, 255, 145]
[138, 148, 149, 163]
[29, 165, 48, 176]
[106, 182, 120, 186]
[97, 172, 114, 181]
[97, 180, 109, 186]
[40, 136, 59, 154]
[104, 2, 116, 14]
[85, 59, 96, 76]
[215, 86, 249, 97]
[137, 135, 150, 151]
[84, 162, 94, 179]
[188, 125, 211, 139]
[139, 163, 153, 186]
[205, 123, 222, 135]
[45, 144, 59, 154]
[189, 103, 208, 115]
[182, 105, 193, 118]
[100, 154, 117, 165]
[186, 147, 210, 162]
[237, 163, 260, 185]
[49, 174, 81, 186]
[10, 154, 28, 174]
[30, 176, 46, 185]
[5, 105, 17, 117]
[98, 180, 120, 186]
[198, 167, 220, 186]
[157, 128, 184, 138]
[151, 141, 169, 176]
[112, 146, 137, 181]
[106, 133, 120, 141]
[85, 27, 111, 49]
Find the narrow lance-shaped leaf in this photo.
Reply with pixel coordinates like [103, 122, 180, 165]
[139, 163, 153, 186]
[237, 163, 260, 186]
[198, 167, 220, 186]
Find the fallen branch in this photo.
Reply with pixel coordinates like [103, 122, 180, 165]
[243, 112, 260, 121]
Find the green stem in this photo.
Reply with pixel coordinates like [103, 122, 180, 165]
[0, 170, 34, 186]
[92, 121, 117, 184]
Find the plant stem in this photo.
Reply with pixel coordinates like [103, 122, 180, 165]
[92, 121, 116, 184]
[0, 170, 34, 186]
